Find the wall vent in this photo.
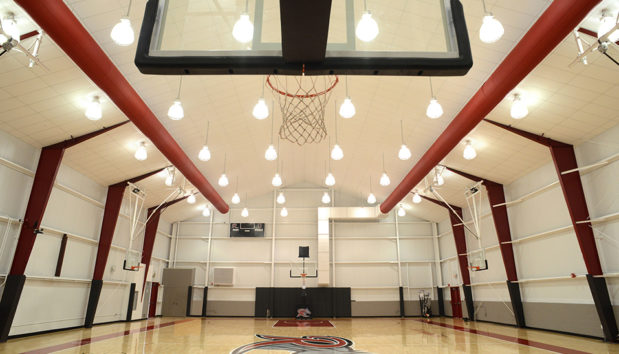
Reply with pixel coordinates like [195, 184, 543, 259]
[213, 267, 234, 286]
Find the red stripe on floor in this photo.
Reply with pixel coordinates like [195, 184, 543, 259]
[415, 319, 589, 354]
[21, 318, 196, 354]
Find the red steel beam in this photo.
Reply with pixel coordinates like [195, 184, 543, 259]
[380, 0, 601, 214]
[420, 196, 470, 286]
[141, 196, 189, 292]
[443, 166, 518, 281]
[15, 0, 229, 214]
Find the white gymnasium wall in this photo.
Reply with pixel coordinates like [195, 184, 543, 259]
[0, 128, 172, 336]
[437, 124, 619, 334]
[173, 187, 438, 314]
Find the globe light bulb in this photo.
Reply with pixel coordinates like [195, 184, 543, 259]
[198, 145, 211, 161]
[339, 97, 356, 118]
[398, 144, 411, 160]
[331, 144, 344, 161]
[241, 207, 249, 217]
[233, 13, 254, 43]
[252, 98, 269, 119]
[134, 142, 147, 161]
[164, 174, 173, 186]
[187, 194, 196, 204]
[356, 11, 379, 42]
[265, 144, 277, 161]
[397, 206, 406, 217]
[436, 174, 445, 186]
[379, 172, 390, 186]
[463, 141, 477, 160]
[510, 94, 528, 119]
[110, 18, 135, 46]
[272, 173, 283, 187]
[321, 192, 331, 204]
[426, 98, 443, 119]
[1, 16, 20, 42]
[280, 207, 288, 217]
[202, 207, 210, 217]
[367, 193, 376, 204]
[325, 172, 336, 186]
[412, 192, 422, 204]
[479, 14, 504, 44]
[598, 13, 619, 41]
[218, 173, 229, 187]
[85, 96, 102, 120]
[231, 193, 241, 204]
[276, 192, 286, 204]
[167, 100, 184, 120]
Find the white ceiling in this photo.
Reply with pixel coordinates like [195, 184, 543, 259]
[0, 0, 617, 223]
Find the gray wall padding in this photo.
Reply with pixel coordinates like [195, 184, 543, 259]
[472, 301, 517, 325]
[206, 301, 254, 316]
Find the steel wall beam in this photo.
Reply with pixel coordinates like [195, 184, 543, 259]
[443, 166, 525, 327]
[0, 122, 128, 342]
[15, 0, 229, 214]
[485, 119, 617, 341]
[84, 167, 166, 328]
[421, 196, 474, 319]
[379, 0, 601, 214]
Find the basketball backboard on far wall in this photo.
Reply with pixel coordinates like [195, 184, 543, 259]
[135, 0, 472, 76]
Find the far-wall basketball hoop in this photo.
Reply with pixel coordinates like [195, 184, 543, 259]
[267, 71, 338, 146]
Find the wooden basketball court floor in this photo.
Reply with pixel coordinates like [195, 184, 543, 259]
[1, 317, 617, 353]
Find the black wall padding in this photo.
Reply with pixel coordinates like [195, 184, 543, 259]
[255, 288, 351, 318]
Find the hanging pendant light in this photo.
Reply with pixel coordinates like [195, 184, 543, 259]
[164, 167, 174, 186]
[339, 77, 356, 118]
[321, 192, 331, 204]
[433, 166, 445, 186]
[252, 78, 269, 119]
[280, 207, 288, 217]
[379, 153, 390, 186]
[598, 10, 619, 42]
[397, 205, 406, 217]
[331, 103, 344, 160]
[265, 105, 278, 160]
[479, 0, 504, 44]
[325, 172, 336, 186]
[367, 176, 376, 204]
[241, 193, 249, 217]
[168, 77, 184, 120]
[426, 78, 443, 119]
[110, 0, 135, 46]
[231, 177, 240, 204]
[463, 139, 477, 160]
[85, 96, 102, 121]
[272, 173, 283, 187]
[198, 121, 211, 161]
[412, 192, 422, 204]
[510, 93, 528, 119]
[398, 120, 411, 160]
[276, 192, 286, 204]
[218, 153, 229, 187]
[0, 13, 20, 43]
[233, 0, 254, 43]
[134, 141, 147, 161]
[187, 192, 196, 204]
[355, 0, 379, 42]
[202, 207, 211, 217]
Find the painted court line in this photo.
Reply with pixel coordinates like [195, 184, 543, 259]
[414, 319, 589, 354]
[21, 318, 196, 354]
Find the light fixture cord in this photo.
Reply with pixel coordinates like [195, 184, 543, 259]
[235, 176, 238, 193]
[327, 137, 332, 170]
[126, 0, 133, 17]
[223, 153, 227, 173]
[176, 76, 183, 99]
[369, 176, 373, 193]
[334, 102, 339, 144]
[400, 120, 405, 145]
[363, 0, 368, 11]
[480, 0, 488, 14]
[428, 77, 435, 98]
[345, 76, 349, 97]
[270, 108, 274, 144]
[261, 76, 266, 97]
[244, 0, 249, 13]
[382, 153, 385, 172]
[277, 137, 280, 172]
[205, 121, 210, 145]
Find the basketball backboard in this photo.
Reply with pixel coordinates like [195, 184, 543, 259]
[135, 0, 472, 76]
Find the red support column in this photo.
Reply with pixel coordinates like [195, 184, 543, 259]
[421, 196, 475, 320]
[0, 122, 128, 342]
[84, 167, 165, 328]
[485, 119, 617, 341]
[141, 196, 189, 292]
[444, 166, 525, 326]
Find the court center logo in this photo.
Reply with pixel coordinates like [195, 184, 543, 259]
[231, 334, 368, 353]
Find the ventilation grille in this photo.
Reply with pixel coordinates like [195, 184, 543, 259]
[213, 267, 234, 286]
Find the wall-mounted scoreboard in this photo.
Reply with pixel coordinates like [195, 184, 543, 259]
[230, 223, 265, 237]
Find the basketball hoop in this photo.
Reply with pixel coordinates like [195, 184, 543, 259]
[267, 69, 338, 146]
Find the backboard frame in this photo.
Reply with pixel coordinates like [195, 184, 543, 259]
[135, 0, 472, 76]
